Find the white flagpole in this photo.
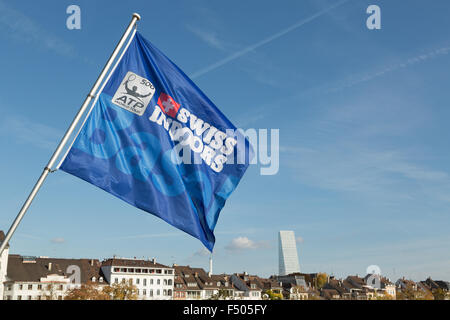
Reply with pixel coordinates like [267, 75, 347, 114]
[0, 13, 141, 256]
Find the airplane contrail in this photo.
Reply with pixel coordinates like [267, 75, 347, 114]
[190, 0, 351, 79]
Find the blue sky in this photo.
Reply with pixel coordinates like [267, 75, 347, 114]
[1, 0, 450, 281]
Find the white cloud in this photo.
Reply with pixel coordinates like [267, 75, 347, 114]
[193, 248, 210, 257]
[189, 0, 350, 79]
[186, 24, 226, 51]
[0, 1, 76, 58]
[225, 236, 269, 252]
[0, 115, 62, 151]
[50, 237, 65, 244]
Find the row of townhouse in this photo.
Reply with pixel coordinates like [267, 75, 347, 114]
[173, 266, 285, 300]
[320, 275, 396, 300]
[0, 230, 177, 300]
[273, 273, 319, 299]
[0, 255, 175, 300]
[396, 277, 450, 300]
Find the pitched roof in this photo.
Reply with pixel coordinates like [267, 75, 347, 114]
[101, 258, 170, 269]
[6, 255, 103, 284]
[174, 265, 234, 291]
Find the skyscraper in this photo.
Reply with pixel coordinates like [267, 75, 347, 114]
[278, 230, 300, 276]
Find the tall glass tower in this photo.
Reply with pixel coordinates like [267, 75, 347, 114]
[278, 230, 300, 275]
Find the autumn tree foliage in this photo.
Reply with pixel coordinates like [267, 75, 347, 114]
[65, 281, 138, 300]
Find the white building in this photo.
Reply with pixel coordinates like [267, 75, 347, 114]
[0, 231, 9, 300]
[100, 257, 174, 300]
[3, 255, 105, 300]
[278, 231, 300, 276]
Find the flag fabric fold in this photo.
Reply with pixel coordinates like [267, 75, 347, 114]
[60, 32, 252, 251]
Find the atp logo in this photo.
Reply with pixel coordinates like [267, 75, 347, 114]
[112, 71, 155, 116]
[157, 93, 180, 118]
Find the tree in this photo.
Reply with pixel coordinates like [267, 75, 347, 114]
[265, 289, 283, 300]
[432, 288, 447, 300]
[103, 282, 138, 300]
[396, 284, 416, 300]
[376, 291, 393, 300]
[43, 283, 59, 300]
[316, 273, 328, 289]
[210, 289, 233, 300]
[65, 282, 110, 300]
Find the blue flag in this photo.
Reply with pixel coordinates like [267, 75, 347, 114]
[60, 32, 252, 251]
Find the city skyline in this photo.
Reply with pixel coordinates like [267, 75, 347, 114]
[1, 0, 450, 282]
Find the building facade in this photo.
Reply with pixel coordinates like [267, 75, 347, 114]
[3, 255, 105, 300]
[100, 258, 174, 300]
[0, 231, 9, 300]
[278, 231, 300, 276]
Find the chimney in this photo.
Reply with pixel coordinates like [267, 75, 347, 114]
[152, 258, 156, 264]
[90, 259, 94, 266]
[48, 262, 52, 271]
[208, 256, 213, 277]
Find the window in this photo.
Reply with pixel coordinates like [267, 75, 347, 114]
[168, 289, 172, 296]
[58, 296, 63, 300]
[115, 278, 119, 284]
[27, 296, 32, 300]
[163, 279, 167, 286]
[17, 296, 22, 300]
[114, 268, 120, 272]
[136, 278, 140, 285]
[28, 284, 33, 290]
[149, 269, 155, 274]
[150, 290, 153, 297]
[144, 279, 147, 286]
[163, 289, 167, 296]
[128, 268, 134, 273]
[135, 269, 141, 273]
[150, 279, 154, 285]
[58, 285, 64, 290]
[120, 268, 126, 272]
[167, 270, 173, 275]
[122, 278, 126, 283]
[157, 289, 160, 296]
[143, 289, 146, 296]
[157, 279, 160, 285]
[168, 280, 172, 286]
[129, 279, 133, 285]
[99, 277, 104, 283]
[217, 282, 221, 287]
[37, 296, 41, 300]
[37, 285, 42, 290]
[19, 285, 23, 290]
[156, 269, 162, 274]
[142, 269, 148, 274]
